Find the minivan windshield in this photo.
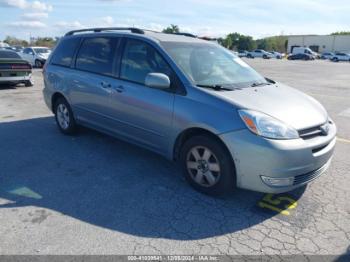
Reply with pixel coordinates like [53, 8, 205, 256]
[161, 42, 267, 89]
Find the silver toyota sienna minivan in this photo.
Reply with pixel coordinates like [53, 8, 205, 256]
[43, 27, 336, 195]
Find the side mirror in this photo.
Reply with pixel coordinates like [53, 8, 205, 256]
[30, 52, 34, 55]
[145, 73, 170, 89]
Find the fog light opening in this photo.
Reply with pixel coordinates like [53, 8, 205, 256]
[261, 176, 294, 187]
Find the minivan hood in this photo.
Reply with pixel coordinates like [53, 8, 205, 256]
[215, 83, 328, 130]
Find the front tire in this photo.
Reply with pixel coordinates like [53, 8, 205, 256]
[54, 97, 77, 135]
[180, 136, 236, 196]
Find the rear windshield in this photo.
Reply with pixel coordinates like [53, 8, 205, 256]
[0, 50, 21, 59]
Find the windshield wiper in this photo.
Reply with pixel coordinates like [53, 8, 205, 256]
[251, 82, 271, 87]
[196, 84, 232, 91]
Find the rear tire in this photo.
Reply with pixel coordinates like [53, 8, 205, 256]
[180, 136, 236, 196]
[54, 97, 77, 135]
[24, 80, 33, 87]
[35, 60, 42, 68]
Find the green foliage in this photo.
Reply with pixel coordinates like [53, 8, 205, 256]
[237, 35, 256, 51]
[218, 32, 256, 51]
[3, 36, 59, 48]
[32, 37, 58, 48]
[162, 24, 180, 34]
[255, 36, 288, 52]
[3, 36, 29, 47]
[161, 25, 287, 52]
[331, 31, 350, 35]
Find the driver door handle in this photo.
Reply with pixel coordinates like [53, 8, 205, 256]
[115, 85, 124, 93]
[100, 81, 111, 89]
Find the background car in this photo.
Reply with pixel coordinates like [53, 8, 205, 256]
[269, 51, 284, 59]
[20, 46, 51, 68]
[2, 46, 16, 51]
[0, 50, 33, 87]
[12, 45, 24, 53]
[331, 52, 350, 62]
[320, 52, 334, 60]
[287, 53, 315, 60]
[238, 50, 248, 57]
[247, 49, 272, 59]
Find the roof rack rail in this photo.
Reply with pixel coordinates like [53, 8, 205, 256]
[65, 27, 144, 36]
[172, 32, 197, 38]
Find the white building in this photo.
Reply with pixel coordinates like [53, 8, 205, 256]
[287, 35, 350, 53]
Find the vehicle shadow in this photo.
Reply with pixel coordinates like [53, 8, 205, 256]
[0, 83, 17, 90]
[0, 117, 306, 240]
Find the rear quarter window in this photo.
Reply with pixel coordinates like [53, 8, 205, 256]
[75, 37, 116, 76]
[51, 37, 81, 67]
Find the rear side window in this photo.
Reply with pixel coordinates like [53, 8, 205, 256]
[120, 39, 172, 85]
[51, 37, 80, 67]
[76, 37, 116, 76]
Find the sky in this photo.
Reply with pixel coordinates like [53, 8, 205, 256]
[0, 0, 350, 41]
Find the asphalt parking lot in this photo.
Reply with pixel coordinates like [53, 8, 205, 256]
[0, 59, 349, 256]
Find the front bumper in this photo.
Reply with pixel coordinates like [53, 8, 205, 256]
[219, 122, 336, 193]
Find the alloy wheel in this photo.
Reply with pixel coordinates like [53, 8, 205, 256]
[186, 146, 221, 187]
[56, 104, 70, 130]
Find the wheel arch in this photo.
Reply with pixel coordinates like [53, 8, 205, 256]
[173, 127, 233, 163]
[51, 92, 67, 112]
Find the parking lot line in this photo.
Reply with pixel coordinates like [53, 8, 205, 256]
[337, 137, 350, 144]
[257, 193, 298, 216]
[308, 93, 350, 100]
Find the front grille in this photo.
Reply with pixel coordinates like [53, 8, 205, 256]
[293, 160, 331, 186]
[298, 120, 333, 139]
[298, 125, 324, 139]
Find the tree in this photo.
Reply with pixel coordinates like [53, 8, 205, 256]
[219, 32, 256, 51]
[255, 35, 288, 52]
[162, 24, 180, 34]
[237, 35, 256, 51]
[32, 37, 57, 48]
[3, 36, 29, 47]
[331, 31, 350, 35]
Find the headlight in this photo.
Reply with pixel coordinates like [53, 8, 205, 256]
[238, 109, 299, 139]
